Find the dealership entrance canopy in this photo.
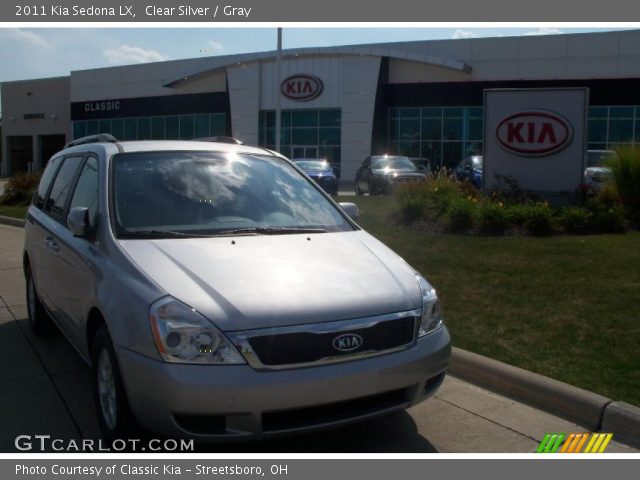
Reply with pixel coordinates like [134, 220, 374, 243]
[2, 29, 640, 181]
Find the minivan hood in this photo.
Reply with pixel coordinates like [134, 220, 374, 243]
[118, 231, 422, 331]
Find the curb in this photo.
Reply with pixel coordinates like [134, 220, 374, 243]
[450, 347, 640, 448]
[0, 215, 25, 228]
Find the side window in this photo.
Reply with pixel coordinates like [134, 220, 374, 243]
[69, 157, 99, 225]
[34, 157, 62, 209]
[363, 157, 371, 168]
[44, 156, 84, 220]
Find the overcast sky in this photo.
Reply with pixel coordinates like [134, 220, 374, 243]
[0, 26, 623, 110]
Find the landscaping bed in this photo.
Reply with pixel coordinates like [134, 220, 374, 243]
[337, 194, 640, 406]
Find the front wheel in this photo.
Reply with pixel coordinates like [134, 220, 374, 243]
[92, 326, 138, 440]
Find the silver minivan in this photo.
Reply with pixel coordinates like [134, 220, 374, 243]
[23, 135, 451, 441]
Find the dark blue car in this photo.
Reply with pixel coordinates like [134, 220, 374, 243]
[454, 155, 483, 189]
[292, 158, 339, 195]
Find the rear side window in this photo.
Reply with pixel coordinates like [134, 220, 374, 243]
[44, 156, 84, 219]
[69, 157, 99, 225]
[34, 157, 62, 209]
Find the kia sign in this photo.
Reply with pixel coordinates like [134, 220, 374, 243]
[483, 88, 588, 194]
[496, 111, 573, 156]
[281, 74, 323, 102]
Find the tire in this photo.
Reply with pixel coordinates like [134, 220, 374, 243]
[355, 180, 363, 196]
[25, 267, 55, 336]
[91, 325, 138, 441]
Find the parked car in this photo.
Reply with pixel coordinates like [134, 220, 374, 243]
[584, 150, 616, 189]
[355, 155, 426, 195]
[24, 134, 451, 441]
[292, 158, 339, 195]
[410, 158, 433, 176]
[454, 155, 483, 188]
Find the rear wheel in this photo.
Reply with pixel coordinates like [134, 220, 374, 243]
[355, 180, 363, 196]
[91, 326, 138, 441]
[25, 267, 55, 336]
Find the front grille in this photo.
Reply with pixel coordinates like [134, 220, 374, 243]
[262, 387, 412, 432]
[393, 176, 422, 183]
[247, 317, 416, 366]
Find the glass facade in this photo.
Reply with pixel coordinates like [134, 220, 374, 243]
[73, 113, 227, 141]
[389, 105, 640, 169]
[586, 106, 640, 150]
[388, 107, 483, 169]
[258, 109, 342, 176]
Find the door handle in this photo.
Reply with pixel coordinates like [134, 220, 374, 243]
[45, 236, 60, 252]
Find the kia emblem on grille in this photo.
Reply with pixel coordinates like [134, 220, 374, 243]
[332, 333, 363, 352]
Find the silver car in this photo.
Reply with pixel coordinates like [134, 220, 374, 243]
[23, 135, 451, 441]
[584, 150, 616, 190]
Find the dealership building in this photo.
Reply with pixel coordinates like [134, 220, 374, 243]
[2, 29, 640, 181]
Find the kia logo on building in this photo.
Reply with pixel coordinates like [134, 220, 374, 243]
[281, 74, 323, 102]
[332, 333, 363, 352]
[496, 110, 573, 156]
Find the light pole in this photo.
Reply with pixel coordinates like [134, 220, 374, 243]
[275, 28, 282, 153]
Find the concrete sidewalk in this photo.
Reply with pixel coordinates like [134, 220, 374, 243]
[0, 223, 636, 453]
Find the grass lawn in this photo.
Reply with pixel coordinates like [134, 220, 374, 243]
[337, 195, 640, 406]
[0, 205, 27, 219]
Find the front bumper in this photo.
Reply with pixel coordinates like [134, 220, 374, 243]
[117, 326, 451, 440]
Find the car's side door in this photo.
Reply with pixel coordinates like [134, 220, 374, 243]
[25, 156, 64, 310]
[47, 156, 101, 348]
[39, 155, 86, 338]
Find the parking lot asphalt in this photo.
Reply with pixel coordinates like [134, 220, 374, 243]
[0, 223, 636, 453]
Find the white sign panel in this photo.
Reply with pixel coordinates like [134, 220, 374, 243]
[483, 88, 588, 193]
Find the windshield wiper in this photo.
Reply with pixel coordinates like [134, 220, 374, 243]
[212, 226, 329, 236]
[119, 229, 214, 239]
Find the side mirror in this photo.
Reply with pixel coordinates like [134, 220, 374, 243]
[339, 202, 359, 220]
[67, 207, 90, 238]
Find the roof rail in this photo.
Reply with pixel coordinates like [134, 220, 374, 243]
[65, 134, 119, 149]
[195, 136, 244, 145]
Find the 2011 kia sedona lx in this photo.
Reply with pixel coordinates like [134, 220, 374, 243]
[23, 135, 451, 440]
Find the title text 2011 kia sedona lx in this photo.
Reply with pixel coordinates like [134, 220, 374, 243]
[23, 135, 451, 440]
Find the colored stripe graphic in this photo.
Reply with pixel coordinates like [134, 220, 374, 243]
[537, 433, 565, 453]
[584, 433, 613, 453]
[537, 432, 614, 453]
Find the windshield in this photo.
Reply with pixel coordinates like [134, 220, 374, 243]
[587, 151, 616, 168]
[111, 151, 353, 238]
[294, 160, 331, 171]
[371, 156, 416, 171]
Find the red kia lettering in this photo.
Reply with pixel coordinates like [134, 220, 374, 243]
[281, 74, 323, 102]
[496, 111, 573, 156]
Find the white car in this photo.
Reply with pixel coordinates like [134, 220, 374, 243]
[584, 150, 616, 189]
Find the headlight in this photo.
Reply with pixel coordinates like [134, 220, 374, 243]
[416, 275, 444, 337]
[149, 297, 245, 364]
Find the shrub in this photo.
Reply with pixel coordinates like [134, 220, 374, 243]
[522, 204, 554, 236]
[0, 171, 41, 206]
[395, 171, 468, 222]
[504, 204, 529, 227]
[445, 198, 475, 233]
[559, 207, 592, 234]
[398, 194, 427, 222]
[591, 206, 627, 233]
[610, 146, 640, 221]
[477, 202, 508, 235]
